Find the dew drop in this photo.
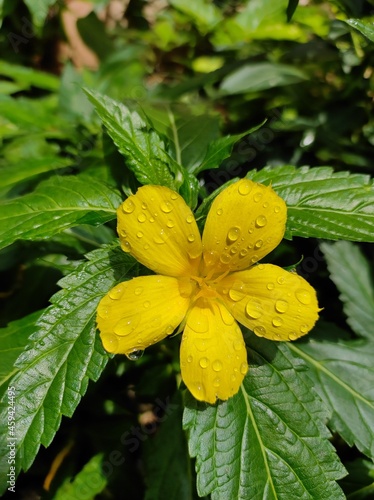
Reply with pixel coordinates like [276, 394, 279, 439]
[230, 246, 238, 255]
[253, 325, 266, 337]
[186, 214, 194, 224]
[144, 243, 150, 250]
[204, 250, 218, 267]
[277, 276, 285, 285]
[213, 377, 220, 388]
[119, 229, 127, 238]
[104, 334, 118, 351]
[212, 360, 223, 372]
[231, 374, 237, 382]
[109, 286, 123, 300]
[199, 357, 209, 369]
[239, 248, 248, 257]
[295, 288, 312, 305]
[187, 234, 195, 243]
[154, 229, 167, 245]
[190, 315, 208, 333]
[149, 217, 155, 223]
[114, 317, 139, 336]
[143, 300, 150, 308]
[229, 285, 245, 302]
[122, 241, 132, 253]
[161, 201, 173, 213]
[187, 355, 193, 363]
[255, 215, 267, 228]
[137, 231, 143, 238]
[245, 300, 262, 319]
[98, 306, 109, 319]
[166, 219, 175, 228]
[134, 287, 143, 296]
[216, 208, 223, 216]
[254, 239, 263, 249]
[263, 202, 269, 208]
[274, 205, 281, 213]
[253, 192, 263, 203]
[233, 340, 243, 351]
[288, 332, 298, 341]
[171, 192, 178, 200]
[275, 299, 288, 313]
[251, 254, 259, 264]
[165, 325, 174, 335]
[238, 180, 252, 195]
[267, 282, 275, 290]
[122, 199, 135, 213]
[300, 324, 309, 333]
[141, 202, 148, 210]
[218, 304, 234, 325]
[240, 362, 248, 375]
[137, 213, 146, 223]
[220, 253, 231, 264]
[272, 317, 283, 327]
[227, 226, 241, 243]
[126, 349, 144, 361]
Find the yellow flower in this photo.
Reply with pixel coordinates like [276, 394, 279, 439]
[97, 179, 319, 404]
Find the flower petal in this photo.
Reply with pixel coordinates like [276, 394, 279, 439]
[180, 298, 248, 404]
[201, 179, 286, 275]
[217, 264, 319, 341]
[97, 275, 192, 355]
[117, 185, 202, 277]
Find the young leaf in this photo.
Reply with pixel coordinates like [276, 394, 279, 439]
[247, 165, 374, 242]
[144, 392, 192, 500]
[0, 175, 121, 250]
[321, 241, 374, 339]
[0, 245, 137, 494]
[54, 454, 107, 500]
[184, 334, 346, 499]
[84, 88, 184, 190]
[289, 338, 374, 459]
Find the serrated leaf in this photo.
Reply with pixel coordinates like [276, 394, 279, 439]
[0, 245, 138, 494]
[0, 175, 121, 250]
[320, 241, 374, 339]
[184, 334, 346, 499]
[0, 311, 43, 398]
[84, 88, 184, 190]
[289, 338, 374, 459]
[144, 392, 192, 500]
[54, 453, 107, 500]
[345, 18, 374, 42]
[246, 165, 374, 241]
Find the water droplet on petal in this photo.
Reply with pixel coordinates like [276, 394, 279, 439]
[267, 282, 275, 290]
[288, 332, 298, 340]
[220, 253, 231, 264]
[274, 205, 281, 213]
[254, 239, 263, 249]
[161, 201, 173, 213]
[154, 229, 167, 244]
[227, 226, 241, 243]
[238, 180, 252, 195]
[233, 340, 243, 351]
[119, 229, 127, 237]
[300, 324, 309, 333]
[114, 316, 139, 336]
[216, 208, 223, 216]
[253, 192, 263, 203]
[186, 214, 194, 224]
[189, 315, 209, 333]
[171, 192, 178, 200]
[122, 199, 135, 213]
[134, 286, 143, 296]
[149, 217, 155, 223]
[127, 349, 144, 361]
[263, 202, 269, 208]
[165, 325, 174, 335]
[187, 234, 195, 242]
[240, 362, 248, 375]
[204, 250, 218, 267]
[187, 355, 193, 363]
[137, 231, 143, 238]
[229, 284, 245, 302]
[122, 241, 132, 253]
[143, 300, 150, 308]
[98, 306, 109, 319]
[144, 244, 150, 250]
[218, 305, 234, 325]
[277, 276, 285, 285]
[253, 325, 266, 337]
[213, 377, 220, 387]
[272, 317, 283, 327]
[245, 300, 262, 319]
[212, 360, 222, 372]
[275, 299, 288, 313]
[251, 254, 259, 264]
[137, 213, 146, 223]
[104, 334, 118, 351]
[166, 219, 175, 228]
[255, 215, 267, 228]
[239, 248, 248, 257]
[199, 357, 208, 368]
[109, 286, 123, 300]
[141, 202, 148, 210]
[295, 288, 312, 305]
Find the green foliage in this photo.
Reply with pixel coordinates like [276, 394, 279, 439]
[1, 0, 374, 498]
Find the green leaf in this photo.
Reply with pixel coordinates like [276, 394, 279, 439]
[220, 63, 308, 95]
[287, 0, 300, 22]
[184, 335, 346, 499]
[144, 392, 192, 500]
[320, 241, 374, 339]
[84, 88, 184, 190]
[23, 0, 56, 29]
[345, 18, 374, 43]
[0, 244, 138, 494]
[0, 311, 43, 399]
[247, 165, 374, 241]
[340, 458, 374, 499]
[193, 122, 265, 175]
[0, 60, 59, 91]
[0, 175, 121, 250]
[54, 454, 107, 500]
[289, 338, 374, 459]
[170, 0, 223, 34]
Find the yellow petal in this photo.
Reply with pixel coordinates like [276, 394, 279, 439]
[97, 275, 192, 355]
[117, 185, 202, 277]
[180, 298, 248, 404]
[217, 264, 319, 341]
[201, 179, 286, 276]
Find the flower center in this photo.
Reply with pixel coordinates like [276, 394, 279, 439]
[189, 269, 230, 302]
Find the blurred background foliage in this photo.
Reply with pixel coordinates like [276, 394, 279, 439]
[0, 0, 373, 498]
